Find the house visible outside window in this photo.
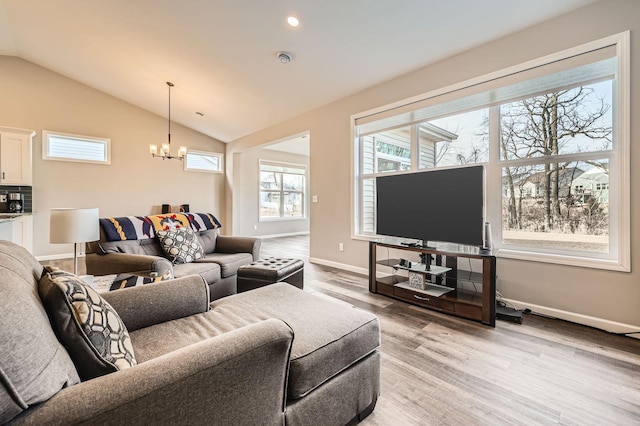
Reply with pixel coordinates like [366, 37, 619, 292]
[353, 33, 629, 271]
[184, 150, 223, 173]
[259, 161, 306, 220]
[42, 131, 110, 164]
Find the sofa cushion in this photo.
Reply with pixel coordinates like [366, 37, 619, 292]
[128, 283, 380, 399]
[156, 227, 204, 264]
[219, 285, 380, 399]
[38, 267, 137, 381]
[0, 242, 80, 424]
[196, 229, 218, 253]
[172, 261, 221, 284]
[197, 252, 253, 278]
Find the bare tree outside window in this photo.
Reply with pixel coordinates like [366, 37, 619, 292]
[500, 82, 612, 251]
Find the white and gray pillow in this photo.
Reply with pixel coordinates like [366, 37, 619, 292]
[156, 227, 205, 264]
[38, 266, 137, 381]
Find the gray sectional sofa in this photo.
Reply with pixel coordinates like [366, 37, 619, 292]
[86, 214, 260, 301]
[1, 241, 381, 425]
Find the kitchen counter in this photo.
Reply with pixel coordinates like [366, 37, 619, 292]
[0, 213, 31, 222]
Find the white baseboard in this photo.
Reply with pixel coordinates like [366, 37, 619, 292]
[35, 253, 86, 262]
[503, 297, 640, 338]
[258, 231, 310, 239]
[308, 257, 369, 276]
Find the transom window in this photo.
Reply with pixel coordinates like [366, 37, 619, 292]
[259, 161, 306, 220]
[184, 150, 223, 173]
[42, 130, 110, 164]
[353, 33, 629, 271]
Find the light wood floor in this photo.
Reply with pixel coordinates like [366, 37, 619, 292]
[261, 235, 640, 426]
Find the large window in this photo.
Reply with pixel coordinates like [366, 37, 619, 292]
[353, 33, 629, 271]
[42, 131, 110, 164]
[259, 161, 306, 220]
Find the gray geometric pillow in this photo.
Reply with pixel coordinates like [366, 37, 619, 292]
[156, 227, 204, 264]
[38, 266, 137, 381]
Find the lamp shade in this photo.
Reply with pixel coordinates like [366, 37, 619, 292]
[50, 208, 100, 244]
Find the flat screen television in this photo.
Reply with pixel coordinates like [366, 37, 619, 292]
[376, 165, 484, 247]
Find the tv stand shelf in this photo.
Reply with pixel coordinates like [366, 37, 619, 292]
[369, 239, 496, 326]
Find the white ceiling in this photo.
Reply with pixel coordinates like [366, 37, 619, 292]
[0, 0, 597, 143]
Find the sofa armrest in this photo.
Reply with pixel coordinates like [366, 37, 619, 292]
[12, 319, 293, 426]
[85, 252, 173, 276]
[215, 235, 261, 260]
[101, 275, 210, 332]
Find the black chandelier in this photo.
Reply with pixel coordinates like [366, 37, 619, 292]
[149, 81, 187, 160]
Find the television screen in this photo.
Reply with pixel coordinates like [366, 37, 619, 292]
[376, 166, 484, 247]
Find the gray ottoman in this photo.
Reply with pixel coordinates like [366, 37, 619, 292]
[237, 257, 304, 292]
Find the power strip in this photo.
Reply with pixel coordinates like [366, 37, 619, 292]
[496, 306, 523, 324]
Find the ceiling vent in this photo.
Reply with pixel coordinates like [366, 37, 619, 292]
[277, 52, 293, 64]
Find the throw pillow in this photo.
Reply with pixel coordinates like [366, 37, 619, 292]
[38, 266, 137, 381]
[156, 227, 205, 264]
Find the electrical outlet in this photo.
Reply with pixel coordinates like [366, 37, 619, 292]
[312, 195, 318, 203]
[253, 224, 258, 230]
[339, 243, 344, 252]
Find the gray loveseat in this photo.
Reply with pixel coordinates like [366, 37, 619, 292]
[1, 241, 380, 425]
[86, 213, 260, 301]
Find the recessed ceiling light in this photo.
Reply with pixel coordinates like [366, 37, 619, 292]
[287, 16, 299, 27]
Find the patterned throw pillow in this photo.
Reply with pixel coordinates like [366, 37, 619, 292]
[156, 227, 205, 264]
[38, 266, 137, 381]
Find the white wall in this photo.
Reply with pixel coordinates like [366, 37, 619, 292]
[0, 56, 226, 258]
[227, 0, 640, 331]
[233, 147, 309, 237]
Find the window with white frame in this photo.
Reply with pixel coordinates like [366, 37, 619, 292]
[259, 161, 306, 220]
[42, 131, 110, 164]
[353, 33, 629, 271]
[184, 150, 223, 173]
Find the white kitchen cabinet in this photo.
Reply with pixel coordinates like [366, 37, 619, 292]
[0, 127, 34, 185]
[11, 215, 33, 252]
[0, 215, 33, 253]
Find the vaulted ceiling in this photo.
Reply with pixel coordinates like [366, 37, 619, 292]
[0, 0, 597, 142]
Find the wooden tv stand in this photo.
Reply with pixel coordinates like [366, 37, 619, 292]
[369, 238, 496, 326]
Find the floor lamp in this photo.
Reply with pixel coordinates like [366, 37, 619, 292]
[50, 208, 99, 275]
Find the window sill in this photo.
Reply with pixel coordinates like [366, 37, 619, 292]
[259, 217, 307, 223]
[497, 248, 629, 272]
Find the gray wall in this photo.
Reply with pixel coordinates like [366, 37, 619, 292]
[0, 56, 226, 258]
[227, 0, 640, 330]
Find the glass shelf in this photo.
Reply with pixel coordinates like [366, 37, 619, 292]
[377, 258, 484, 285]
[394, 282, 454, 297]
